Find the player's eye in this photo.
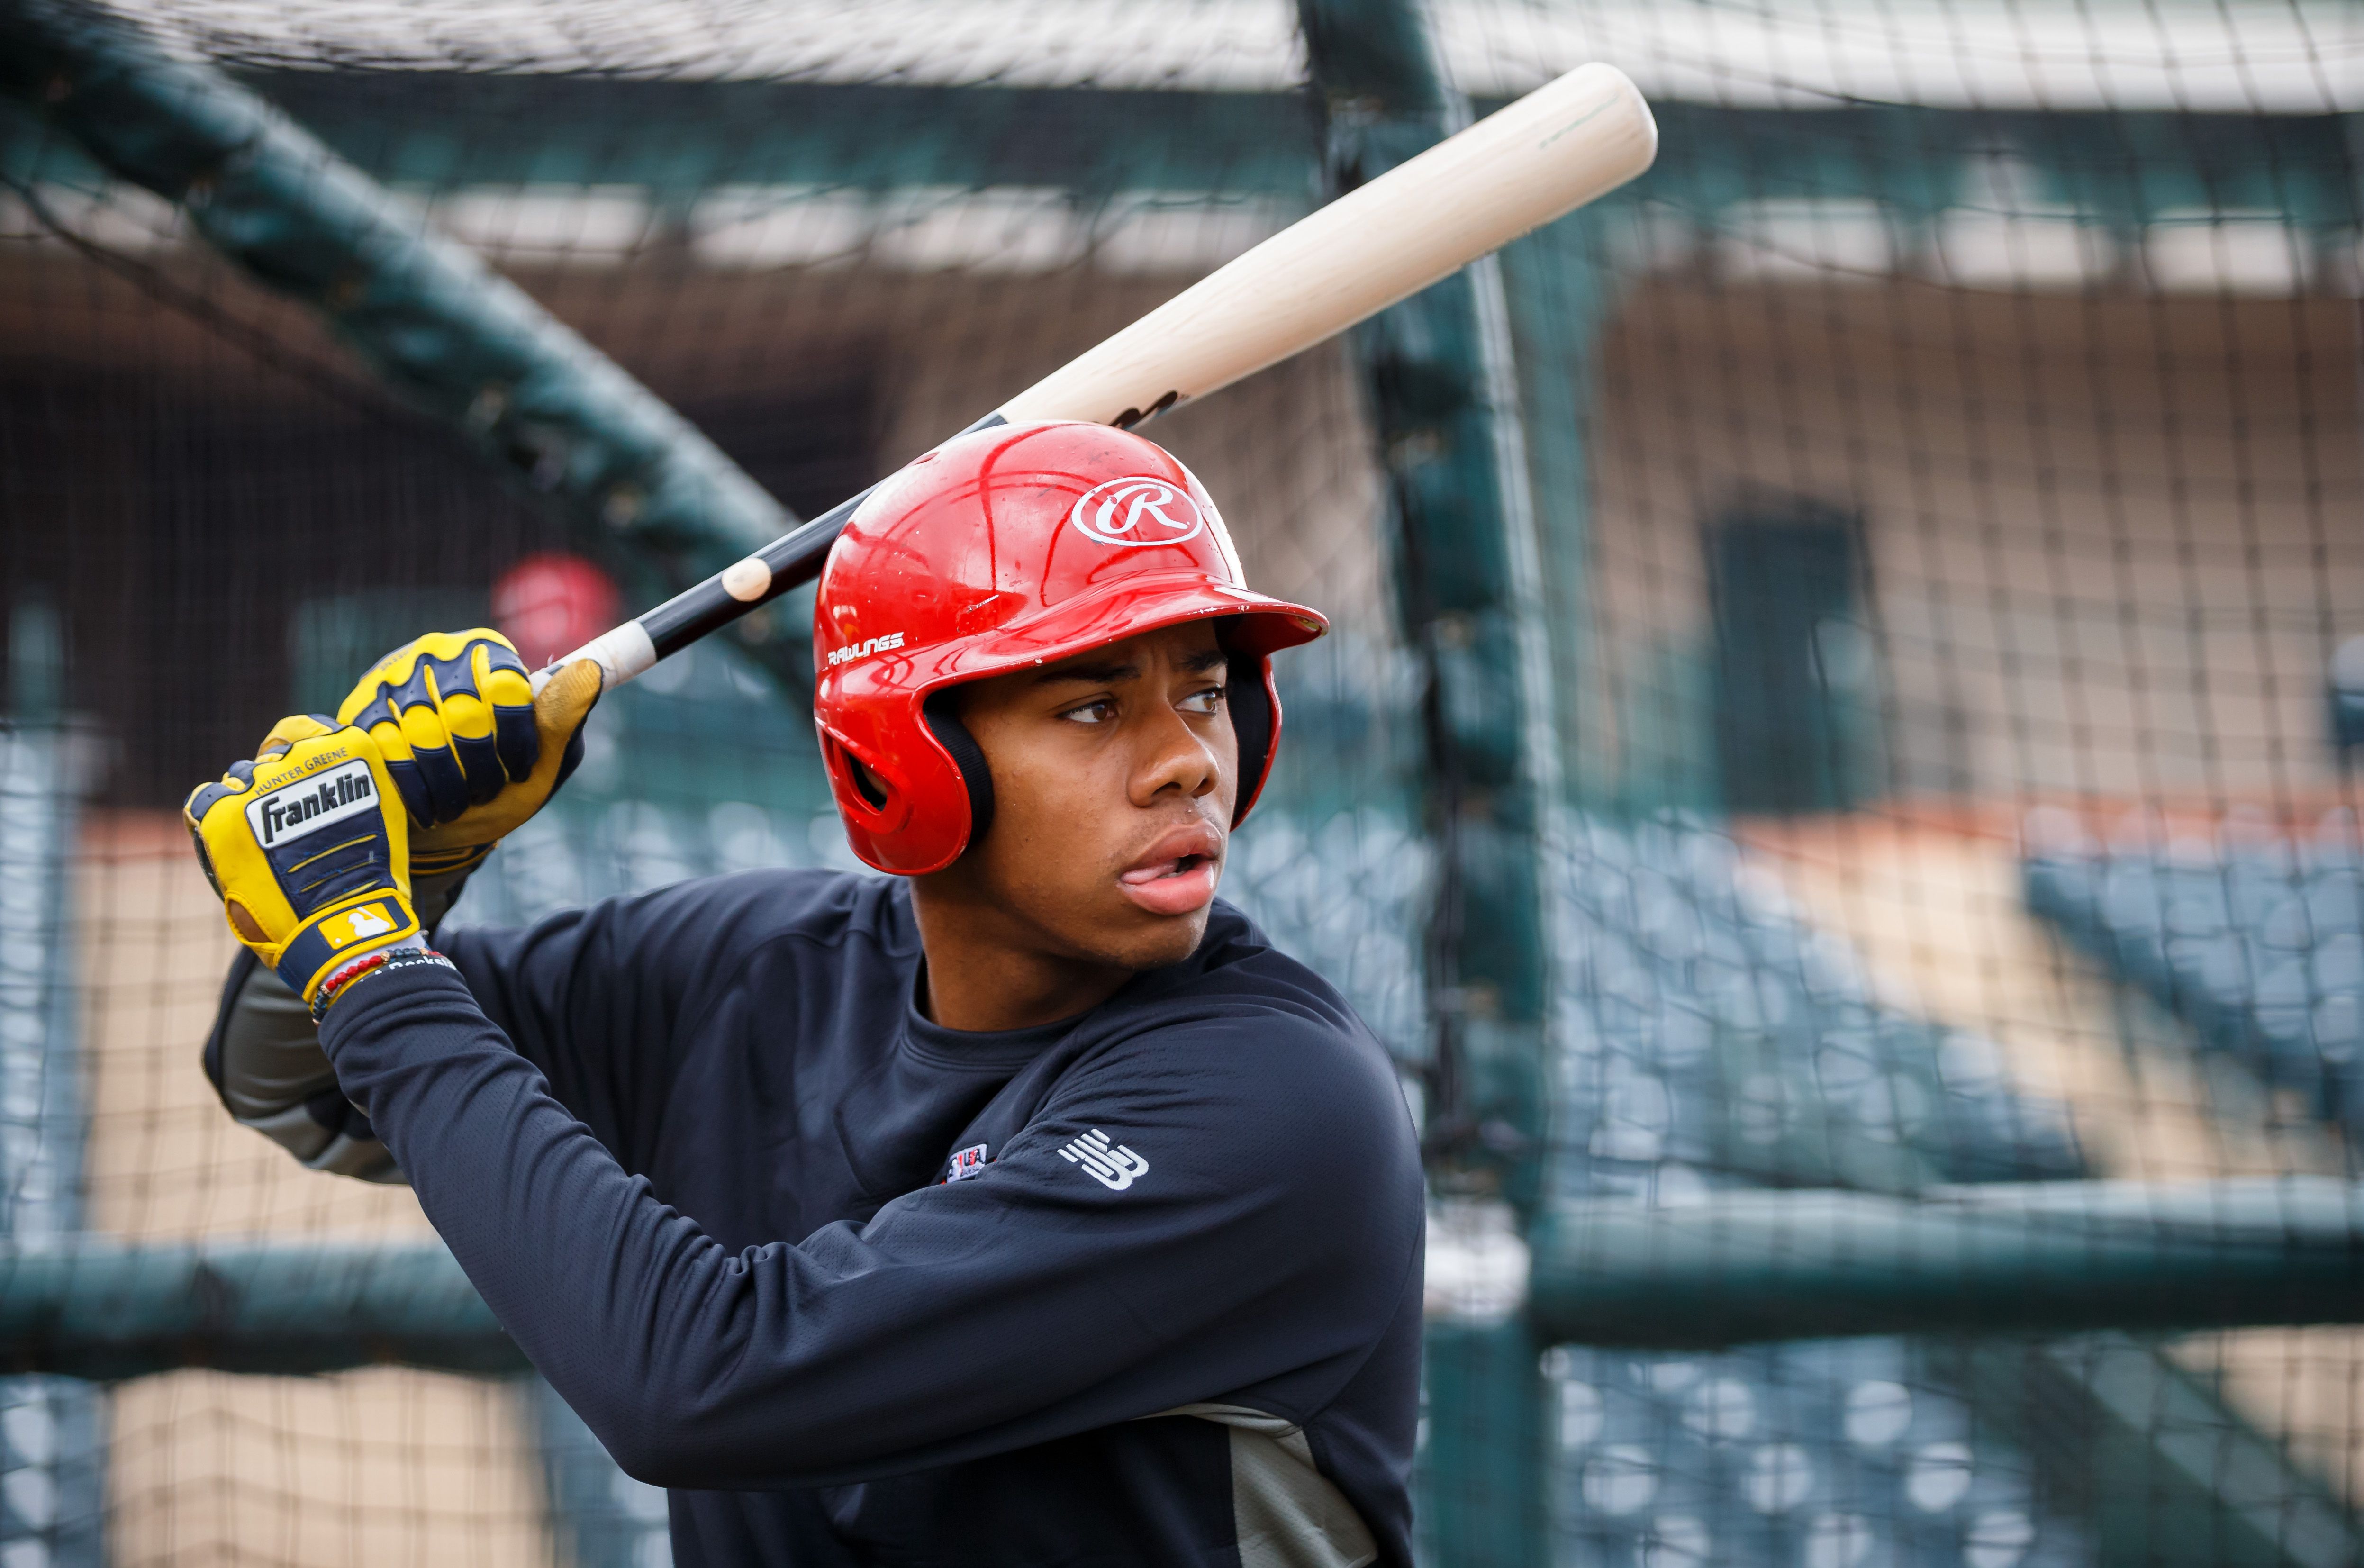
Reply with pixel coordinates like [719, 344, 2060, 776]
[1178, 684, 1227, 716]
[1059, 698, 1118, 725]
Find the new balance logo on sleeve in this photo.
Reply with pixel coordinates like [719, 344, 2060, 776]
[1059, 1129, 1149, 1191]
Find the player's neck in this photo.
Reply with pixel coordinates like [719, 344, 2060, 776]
[906, 880, 1133, 1033]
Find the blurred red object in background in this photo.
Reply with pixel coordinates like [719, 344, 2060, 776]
[493, 552, 621, 671]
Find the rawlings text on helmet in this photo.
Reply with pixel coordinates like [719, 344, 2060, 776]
[1069, 477, 1206, 548]
[827, 632, 906, 668]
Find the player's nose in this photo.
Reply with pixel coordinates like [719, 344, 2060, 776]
[1126, 698, 1222, 807]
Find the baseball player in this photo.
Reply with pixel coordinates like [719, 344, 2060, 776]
[187, 421, 1425, 1568]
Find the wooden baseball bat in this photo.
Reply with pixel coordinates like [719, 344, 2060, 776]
[543, 62, 1657, 693]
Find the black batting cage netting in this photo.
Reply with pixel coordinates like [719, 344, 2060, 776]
[0, 0, 2361, 1564]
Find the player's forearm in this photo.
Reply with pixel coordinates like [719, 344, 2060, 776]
[318, 962, 1043, 1488]
[318, 961, 767, 1478]
[204, 951, 403, 1180]
[201, 865, 485, 1184]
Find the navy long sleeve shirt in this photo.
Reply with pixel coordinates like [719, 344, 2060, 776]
[314, 870, 1424, 1568]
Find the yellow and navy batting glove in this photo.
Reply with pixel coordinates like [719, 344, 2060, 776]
[331, 630, 601, 878]
[184, 725, 420, 1006]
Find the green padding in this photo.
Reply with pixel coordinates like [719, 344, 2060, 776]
[247, 71, 1313, 198]
[1421, 1322, 1549, 1568]
[0, 1241, 526, 1380]
[1530, 1178, 2364, 1349]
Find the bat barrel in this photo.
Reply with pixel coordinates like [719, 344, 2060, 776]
[996, 62, 1657, 429]
[542, 64, 1657, 695]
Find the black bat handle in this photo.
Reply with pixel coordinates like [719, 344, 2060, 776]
[547, 414, 1008, 690]
[638, 485, 871, 662]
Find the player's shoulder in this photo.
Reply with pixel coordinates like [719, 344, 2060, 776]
[1050, 903, 1419, 1206]
[1101, 900, 1399, 1096]
[1171, 898, 1365, 1026]
[602, 867, 915, 970]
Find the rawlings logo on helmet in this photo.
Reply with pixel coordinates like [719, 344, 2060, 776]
[1069, 477, 1205, 548]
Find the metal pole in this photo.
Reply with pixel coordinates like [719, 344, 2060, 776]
[0, 600, 101, 1565]
[1293, 3, 1560, 1563]
[0, 1241, 525, 1380]
[1531, 1178, 2364, 1348]
[13, 1179, 2364, 1378]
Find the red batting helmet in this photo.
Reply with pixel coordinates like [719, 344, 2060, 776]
[812, 420, 1328, 875]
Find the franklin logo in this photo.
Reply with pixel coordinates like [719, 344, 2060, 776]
[245, 760, 377, 848]
[1059, 1129, 1149, 1192]
[1069, 477, 1205, 548]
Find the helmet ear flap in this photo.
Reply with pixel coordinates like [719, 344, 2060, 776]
[845, 752, 890, 811]
[816, 703, 972, 875]
[921, 689, 996, 851]
[818, 725, 910, 832]
[1226, 650, 1281, 827]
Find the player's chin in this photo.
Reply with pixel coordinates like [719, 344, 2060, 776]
[1096, 884, 1220, 970]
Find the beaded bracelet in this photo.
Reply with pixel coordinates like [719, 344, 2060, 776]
[311, 951, 391, 1023]
[310, 947, 459, 1024]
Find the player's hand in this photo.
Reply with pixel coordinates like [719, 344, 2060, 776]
[326, 630, 601, 878]
[184, 725, 420, 1005]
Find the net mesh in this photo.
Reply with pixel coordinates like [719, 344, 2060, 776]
[1450, 6, 2363, 1563]
[0, 1, 2360, 1564]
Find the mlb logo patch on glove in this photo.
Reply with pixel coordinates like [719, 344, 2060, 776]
[316, 899, 406, 950]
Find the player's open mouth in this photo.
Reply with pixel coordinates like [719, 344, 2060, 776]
[1117, 825, 1223, 916]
